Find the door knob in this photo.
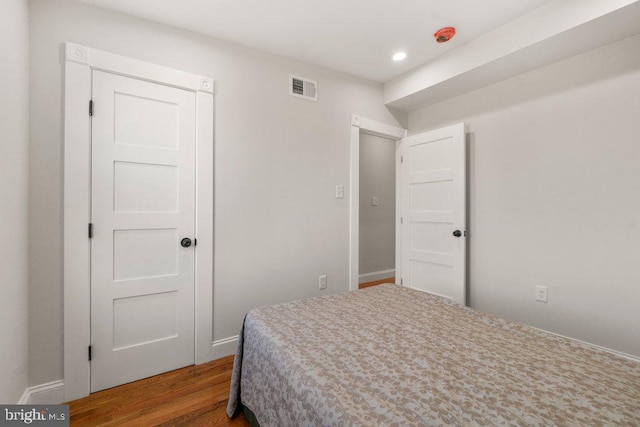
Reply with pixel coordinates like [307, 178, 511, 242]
[452, 230, 462, 237]
[180, 238, 192, 248]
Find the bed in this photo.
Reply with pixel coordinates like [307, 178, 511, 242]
[226, 284, 640, 426]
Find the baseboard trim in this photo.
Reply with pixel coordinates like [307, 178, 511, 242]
[359, 269, 395, 284]
[18, 380, 65, 405]
[17, 388, 30, 405]
[529, 326, 640, 364]
[212, 335, 238, 359]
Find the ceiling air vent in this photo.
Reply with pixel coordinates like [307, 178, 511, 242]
[289, 74, 317, 101]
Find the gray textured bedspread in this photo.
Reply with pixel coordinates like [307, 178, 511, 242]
[227, 284, 640, 426]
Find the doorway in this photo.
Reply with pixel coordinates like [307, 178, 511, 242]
[349, 115, 406, 291]
[358, 133, 397, 289]
[63, 43, 215, 401]
[349, 116, 467, 302]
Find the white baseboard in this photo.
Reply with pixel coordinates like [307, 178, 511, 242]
[212, 335, 238, 359]
[359, 269, 395, 284]
[529, 326, 640, 364]
[17, 338, 240, 406]
[17, 388, 30, 405]
[18, 380, 65, 405]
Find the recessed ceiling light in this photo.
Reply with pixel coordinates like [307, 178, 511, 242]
[392, 52, 407, 62]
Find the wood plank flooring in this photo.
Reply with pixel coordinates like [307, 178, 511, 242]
[359, 277, 395, 289]
[67, 355, 250, 426]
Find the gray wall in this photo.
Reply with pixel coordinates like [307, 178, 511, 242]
[28, 0, 403, 386]
[408, 34, 640, 357]
[0, 0, 30, 403]
[358, 134, 396, 277]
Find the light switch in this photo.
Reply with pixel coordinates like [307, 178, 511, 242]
[335, 185, 344, 199]
[319, 274, 327, 290]
[535, 286, 548, 303]
[372, 197, 379, 206]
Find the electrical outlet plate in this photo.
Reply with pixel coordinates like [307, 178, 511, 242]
[335, 185, 344, 199]
[535, 286, 548, 303]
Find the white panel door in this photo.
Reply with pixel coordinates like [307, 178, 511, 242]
[400, 123, 466, 305]
[91, 71, 196, 392]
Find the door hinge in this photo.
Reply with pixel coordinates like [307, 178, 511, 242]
[89, 100, 93, 116]
[400, 156, 404, 163]
[400, 278, 403, 285]
[400, 217, 403, 224]
[88, 223, 93, 239]
[88, 345, 92, 361]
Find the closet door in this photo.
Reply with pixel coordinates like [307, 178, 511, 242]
[90, 70, 196, 392]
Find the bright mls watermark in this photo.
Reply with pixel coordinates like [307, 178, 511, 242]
[0, 405, 68, 426]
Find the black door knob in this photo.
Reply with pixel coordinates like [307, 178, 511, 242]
[452, 230, 462, 237]
[180, 238, 192, 248]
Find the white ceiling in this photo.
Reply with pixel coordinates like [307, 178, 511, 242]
[77, 0, 550, 83]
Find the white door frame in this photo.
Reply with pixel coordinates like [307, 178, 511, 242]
[63, 43, 215, 401]
[349, 115, 406, 291]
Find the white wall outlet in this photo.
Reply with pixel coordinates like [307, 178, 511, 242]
[319, 274, 327, 290]
[335, 185, 344, 199]
[535, 286, 548, 303]
[371, 196, 379, 206]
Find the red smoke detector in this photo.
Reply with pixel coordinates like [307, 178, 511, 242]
[434, 27, 456, 43]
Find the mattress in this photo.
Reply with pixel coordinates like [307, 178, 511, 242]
[227, 284, 640, 426]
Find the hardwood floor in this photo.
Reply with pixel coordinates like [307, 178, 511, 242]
[67, 355, 250, 426]
[359, 277, 395, 289]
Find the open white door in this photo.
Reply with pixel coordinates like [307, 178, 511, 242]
[400, 123, 466, 305]
[90, 70, 196, 392]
